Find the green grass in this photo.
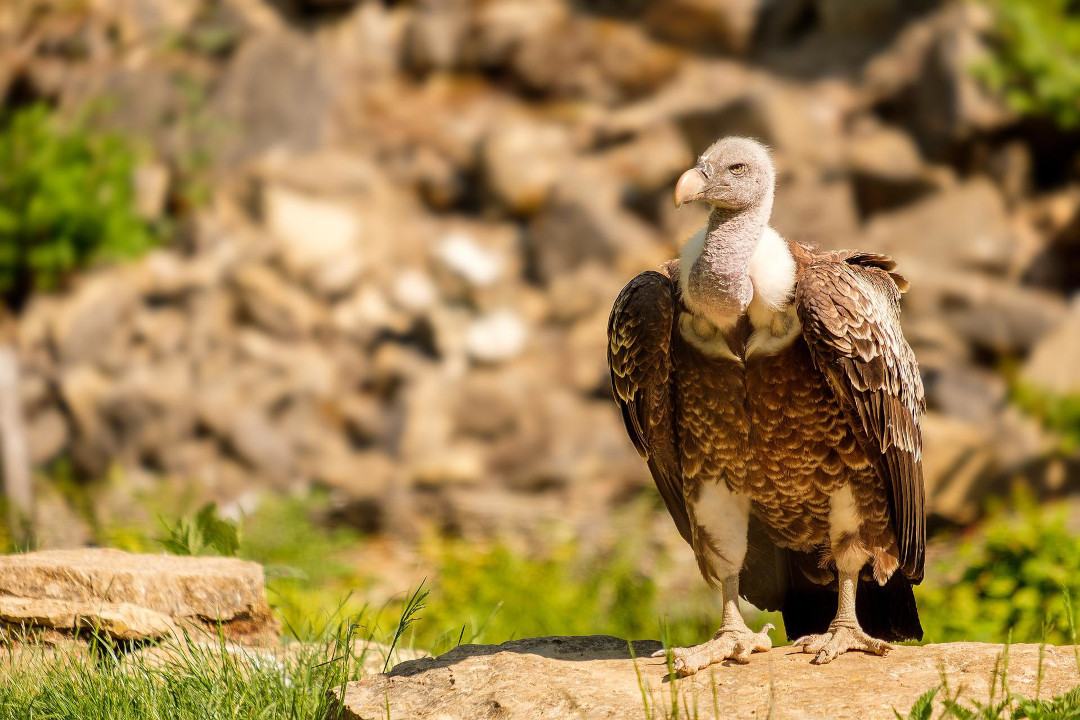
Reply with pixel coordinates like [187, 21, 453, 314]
[895, 641, 1080, 719]
[0, 619, 372, 720]
[146, 495, 781, 653]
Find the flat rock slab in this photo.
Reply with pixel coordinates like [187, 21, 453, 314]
[0, 549, 273, 642]
[332, 636, 1080, 720]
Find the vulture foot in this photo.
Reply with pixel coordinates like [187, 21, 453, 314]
[793, 624, 892, 665]
[652, 623, 774, 676]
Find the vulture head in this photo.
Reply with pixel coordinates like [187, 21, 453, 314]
[673, 137, 775, 211]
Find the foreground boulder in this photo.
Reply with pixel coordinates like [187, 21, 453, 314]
[331, 635, 1080, 720]
[0, 549, 275, 643]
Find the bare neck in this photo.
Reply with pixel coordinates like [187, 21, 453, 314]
[683, 199, 772, 327]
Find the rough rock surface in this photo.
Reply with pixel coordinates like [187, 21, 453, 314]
[0, 549, 274, 642]
[332, 636, 1080, 720]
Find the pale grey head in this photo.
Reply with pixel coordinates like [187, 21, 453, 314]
[673, 137, 776, 211]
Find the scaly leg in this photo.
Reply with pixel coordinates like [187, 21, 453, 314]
[792, 568, 891, 664]
[652, 574, 773, 676]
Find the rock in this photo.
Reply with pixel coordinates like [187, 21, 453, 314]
[815, 0, 909, 37]
[26, 408, 68, 466]
[403, 0, 471, 72]
[435, 230, 506, 289]
[508, 15, 681, 103]
[51, 273, 139, 366]
[641, 0, 762, 54]
[263, 184, 364, 298]
[923, 364, 1006, 425]
[921, 412, 994, 525]
[464, 310, 528, 364]
[863, 179, 1017, 273]
[132, 162, 171, 221]
[770, 168, 860, 249]
[894, 4, 1012, 153]
[89, 0, 202, 44]
[481, 119, 572, 215]
[526, 198, 662, 285]
[0, 596, 176, 641]
[904, 264, 1068, 356]
[103, 361, 197, 463]
[1021, 296, 1080, 396]
[845, 120, 945, 215]
[212, 31, 329, 164]
[232, 263, 326, 338]
[332, 637, 1080, 720]
[678, 79, 850, 170]
[224, 407, 298, 486]
[594, 121, 692, 197]
[60, 365, 118, 477]
[1024, 193, 1080, 293]
[391, 268, 439, 315]
[0, 549, 274, 642]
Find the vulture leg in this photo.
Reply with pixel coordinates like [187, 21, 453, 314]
[652, 574, 774, 676]
[792, 568, 892, 664]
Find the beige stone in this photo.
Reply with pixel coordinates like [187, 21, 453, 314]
[333, 637, 1080, 720]
[0, 549, 267, 623]
[1022, 296, 1080, 396]
[0, 596, 176, 641]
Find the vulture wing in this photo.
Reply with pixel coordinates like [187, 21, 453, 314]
[795, 253, 926, 583]
[607, 270, 691, 544]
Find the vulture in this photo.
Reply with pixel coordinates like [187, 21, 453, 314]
[607, 137, 924, 674]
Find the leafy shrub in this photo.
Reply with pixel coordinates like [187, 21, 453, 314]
[977, 0, 1080, 128]
[916, 490, 1080, 644]
[0, 104, 155, 306]
[414, 538, 784, 654]
[1012, 384, 1080, 453]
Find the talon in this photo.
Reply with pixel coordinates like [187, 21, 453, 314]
[658, 625, 772, 676]
[800, 625, 891, 664]
[651, 649, 667, 658]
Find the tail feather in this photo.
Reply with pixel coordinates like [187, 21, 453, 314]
[739, 526, 923, 643]
[780, 570, 923, 643]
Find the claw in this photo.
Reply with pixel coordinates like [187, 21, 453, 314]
[659, 624, 773, 676]
[795, 625, 891, 665]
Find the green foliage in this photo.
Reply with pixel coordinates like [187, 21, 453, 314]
[895, 686, 940, 720]
[1013, 384, 1080, 453]
[413, 537, 784, 654]
[0, 104, 156, 304]
[156, 502, 241, 557]
[977, 0, 1080, 128]
[899, 643, 1080, 720]
[1014, 686, 1080, 719]
[916, 492, 1080, 644]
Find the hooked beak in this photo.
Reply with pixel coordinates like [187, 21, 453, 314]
[673, 168, 707, 208]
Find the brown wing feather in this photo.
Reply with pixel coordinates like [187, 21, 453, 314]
[795, 254, 926, 582]
[607, 270, 690, 545]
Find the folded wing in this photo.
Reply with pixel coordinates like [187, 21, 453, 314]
[795, 253, 926, 582]
[607, 270, 691, 544]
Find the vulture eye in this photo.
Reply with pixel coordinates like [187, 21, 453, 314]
[729, 163, 748, 176]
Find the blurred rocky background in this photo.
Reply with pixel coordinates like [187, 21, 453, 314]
[1, 0, 1079, 563]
